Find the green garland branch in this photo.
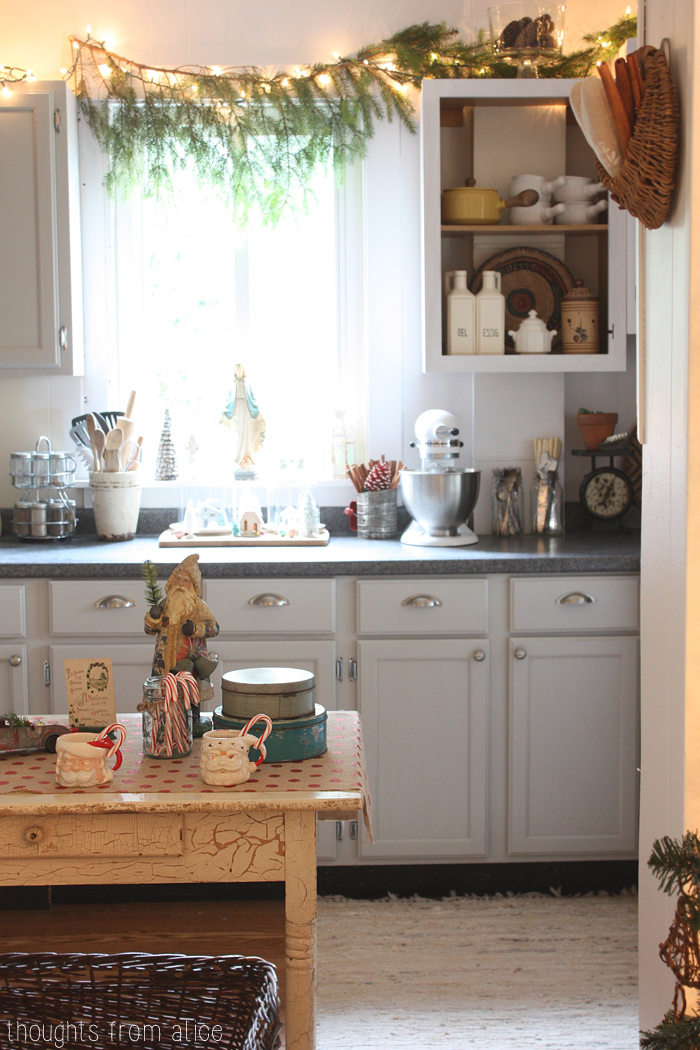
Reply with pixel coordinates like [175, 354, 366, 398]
[66, 15, 636, 224]
[641, 831, 700, 1049]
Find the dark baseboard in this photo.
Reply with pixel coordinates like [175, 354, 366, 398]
[0, 860, 637, 910]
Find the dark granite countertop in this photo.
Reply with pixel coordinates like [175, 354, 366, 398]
[0, 530, 640, 579]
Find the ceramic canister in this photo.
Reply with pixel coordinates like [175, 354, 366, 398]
[561, 280, 600, 354]
[222, 666, 316, 720]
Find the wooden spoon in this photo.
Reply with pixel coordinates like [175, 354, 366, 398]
[103, 428, 123, 472]
[125, 390, 137, 420]
[86, 414, 100, 471]
[92, 428, 105, 472]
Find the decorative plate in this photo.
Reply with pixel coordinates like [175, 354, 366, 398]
[470, 247, 575, 351]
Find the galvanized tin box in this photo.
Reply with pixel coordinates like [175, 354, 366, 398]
[221, 667, 316, 720]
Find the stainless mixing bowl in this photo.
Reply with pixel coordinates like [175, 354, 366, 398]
[400, 469, 481, 537]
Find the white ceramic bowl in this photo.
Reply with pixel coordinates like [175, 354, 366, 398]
[509, 202, 565, 225]
[508, 174, 566, 202]
[552, 176, 606, 203]
[554, 199, 608, 224]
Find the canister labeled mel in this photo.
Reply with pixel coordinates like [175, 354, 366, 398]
[222, 666, 316, 720]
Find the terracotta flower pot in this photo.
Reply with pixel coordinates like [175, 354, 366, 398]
[577, 413, 618, 450]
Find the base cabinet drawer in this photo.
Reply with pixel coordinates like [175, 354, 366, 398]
[509, 575, 639, 633]
[50, 581, 146, 636]
[206, 578, 335, 635]
[357, 578, 488, 635]
[0, 813, 183, 858]
[0, 585, 26, 637]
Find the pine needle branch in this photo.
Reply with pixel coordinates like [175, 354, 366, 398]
[64, 15, 637, 225]
[142, 560, 164, 608]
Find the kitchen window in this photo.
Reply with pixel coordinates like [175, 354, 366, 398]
[89, 146, 366, 482]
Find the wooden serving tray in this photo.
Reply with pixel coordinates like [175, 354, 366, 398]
[158, 528, 330, 547]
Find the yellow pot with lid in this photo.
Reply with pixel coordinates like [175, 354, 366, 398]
[441, 180, 539, 226]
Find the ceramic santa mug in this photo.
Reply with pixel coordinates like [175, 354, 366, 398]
[55, 723, 127, 788]
[200, 715, 273, 786]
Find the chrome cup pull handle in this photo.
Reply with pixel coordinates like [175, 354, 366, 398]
[248, 593, 290, 607]
[401, 594, 443, 608]
[95, 595, 136, 609]
[555, 592, 597, 605]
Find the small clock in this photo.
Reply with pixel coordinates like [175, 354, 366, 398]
[580, 466, 633, 521]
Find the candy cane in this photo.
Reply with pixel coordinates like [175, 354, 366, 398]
[91, 723, 127, 771]
[238, 713, 273, 768]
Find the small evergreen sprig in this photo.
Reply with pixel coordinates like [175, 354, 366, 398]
[142, 560, 164, 608]
[641, 1011, 700, 1050]
[3, 711, 31, 727]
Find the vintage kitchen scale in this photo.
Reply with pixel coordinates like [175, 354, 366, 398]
[572, 444, 635, 531]
[214, 666, 327, 762]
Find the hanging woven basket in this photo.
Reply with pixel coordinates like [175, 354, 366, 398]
[595, 45, 680, 231]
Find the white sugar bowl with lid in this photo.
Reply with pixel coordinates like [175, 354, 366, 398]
[508, 310, 556, 354]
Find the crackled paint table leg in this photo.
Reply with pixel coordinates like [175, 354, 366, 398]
[284, 810, 317, 1050]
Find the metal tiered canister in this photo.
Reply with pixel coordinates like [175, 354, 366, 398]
[215, 666, 327, 762]
[10, 437, 77, 540]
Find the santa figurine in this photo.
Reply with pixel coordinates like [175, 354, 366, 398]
[144, 554, 219, 732]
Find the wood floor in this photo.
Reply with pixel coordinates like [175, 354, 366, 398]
[1, 899, 288, 1038]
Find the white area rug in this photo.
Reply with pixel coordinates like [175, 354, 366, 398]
[316, 893, 638, 1049]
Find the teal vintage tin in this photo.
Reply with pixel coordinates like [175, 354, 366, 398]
[213, 704, 327, 762]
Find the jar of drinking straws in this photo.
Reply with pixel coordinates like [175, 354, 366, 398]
[139, 671, 199, 758]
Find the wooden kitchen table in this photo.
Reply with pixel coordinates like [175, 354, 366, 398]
[0, 711, 371, 1050]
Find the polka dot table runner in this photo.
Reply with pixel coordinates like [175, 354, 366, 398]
[0, 711, 371, 834]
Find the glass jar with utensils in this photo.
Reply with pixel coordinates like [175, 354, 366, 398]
[10, 436, 78, 540]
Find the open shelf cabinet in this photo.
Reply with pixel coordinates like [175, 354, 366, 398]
[420, 78, 628, 373]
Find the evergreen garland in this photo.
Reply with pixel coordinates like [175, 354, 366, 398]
[65, 15, 636, 224]
[642, 831, 700, 1049]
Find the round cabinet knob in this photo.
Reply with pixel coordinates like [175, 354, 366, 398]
[514, 648, 527, 660]
[9, 655, 22, 667]
[473, 650, 486, 662]
[24, 826, 44, 845]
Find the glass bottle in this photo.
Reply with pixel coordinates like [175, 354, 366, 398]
[141, 676, 193, 758]
[530, 471, 564, 535]
[332, 411, 356, 479]
[491, 467, 523, 536]
[445, 271, 476, 355]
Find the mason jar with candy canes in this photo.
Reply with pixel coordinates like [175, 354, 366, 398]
[139, 671, 199, 758]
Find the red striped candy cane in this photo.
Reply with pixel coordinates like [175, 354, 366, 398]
[91, 723, 127, 771]
[238, 713, 273, 767]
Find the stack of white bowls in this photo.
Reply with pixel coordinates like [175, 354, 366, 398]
[552, 175, 608, 224]
[508, 174, 566, 225]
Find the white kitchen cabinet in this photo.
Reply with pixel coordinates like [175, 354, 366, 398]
[0, 645, 29, 716]
[508, 634, 639, 855]
[357, 637, 488, 860]
[421, 78, 627, 373]
[0, 82, 83, 375]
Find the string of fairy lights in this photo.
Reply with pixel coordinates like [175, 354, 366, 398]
[0, 14, 637, 223]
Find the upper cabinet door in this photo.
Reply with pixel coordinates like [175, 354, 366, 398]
[0, 82, 83, 375]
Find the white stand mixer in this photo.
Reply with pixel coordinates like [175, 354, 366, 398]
[400, 410, 481, 547]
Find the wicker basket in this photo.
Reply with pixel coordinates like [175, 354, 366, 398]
[596, 45, 680, 231]
[0, 953, 281, 1050]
